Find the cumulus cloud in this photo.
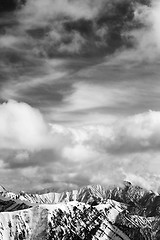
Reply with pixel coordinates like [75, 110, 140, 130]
[101, 110, 160, 154]
[47, 110, 160, 191]
[1, 103, 160, 191]
[0, 100, 52, 150]
[53, 110, 160, 156]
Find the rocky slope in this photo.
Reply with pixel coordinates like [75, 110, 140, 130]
[0, 182, 160, 239]
[0, 199, 149, 240]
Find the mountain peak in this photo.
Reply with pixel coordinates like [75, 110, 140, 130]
[0, 181, 159, 239]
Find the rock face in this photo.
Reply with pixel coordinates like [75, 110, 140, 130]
[0, 182, 160, 239]
[0, 200, 137, 240]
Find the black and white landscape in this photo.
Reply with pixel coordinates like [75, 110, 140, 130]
[1, 182, 160, 239]
[0, 0, 160, 239]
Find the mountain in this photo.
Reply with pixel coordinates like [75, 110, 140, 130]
[1, 182, 159, 217]
[0, 182, 160, 239]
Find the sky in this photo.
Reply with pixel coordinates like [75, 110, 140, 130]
[1, 0, 160, 192]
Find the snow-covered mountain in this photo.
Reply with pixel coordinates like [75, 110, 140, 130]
[0, 182, 160, 239]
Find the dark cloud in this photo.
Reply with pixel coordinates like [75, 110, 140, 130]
[0, 0, 151, 58]
[0, 0, 20, 12]
[19, 0, 150, 57]
[0, 0, 153, 109]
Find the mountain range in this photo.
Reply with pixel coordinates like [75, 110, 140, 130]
[0, 182, 160, 239]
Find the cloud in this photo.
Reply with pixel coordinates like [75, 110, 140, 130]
[54, 110, 160, 156]
[63, 82, 135, 112]
[11, 0, 149, 57]
[0, 100, 52, 150]
[1, 0, 160, 192]
[19, 0, 103, 28]
[0, 35, 23, 48]
[108, 0, 160, 63]
[1, 58, 69, 103]
[47, 110, 160, 190]
[1, 103, 160, 191]
[0, 0, 152, 65]
[58, 31, 86, 54]
[136, 0, 160, 53]
[99, 110, 160, 154]
[63, 144, 98, 163]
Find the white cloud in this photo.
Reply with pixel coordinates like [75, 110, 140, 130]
[108, 0, 160, 64]
[132, 1, 160, 60]
[0, 100, 52, 151]
[50, 110, 160, 158]
[0, 35, 23, 48]
[63, 82, 135, 111]
[63, 144, 98, 162]
[1, 101, 160, 191]
[49, 110, 160, 191]
[125, 173, 160, 193]
[15, 151, 30, 162]
[0, 159, 7, 169]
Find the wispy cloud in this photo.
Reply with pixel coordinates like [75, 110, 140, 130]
[1, 58, 69, 101]
[63, 82, 136, 111]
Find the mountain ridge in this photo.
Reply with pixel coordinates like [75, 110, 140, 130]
[0, 182, 160, 239]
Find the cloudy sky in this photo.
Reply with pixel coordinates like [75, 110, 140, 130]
[1, 0, 160, 192]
